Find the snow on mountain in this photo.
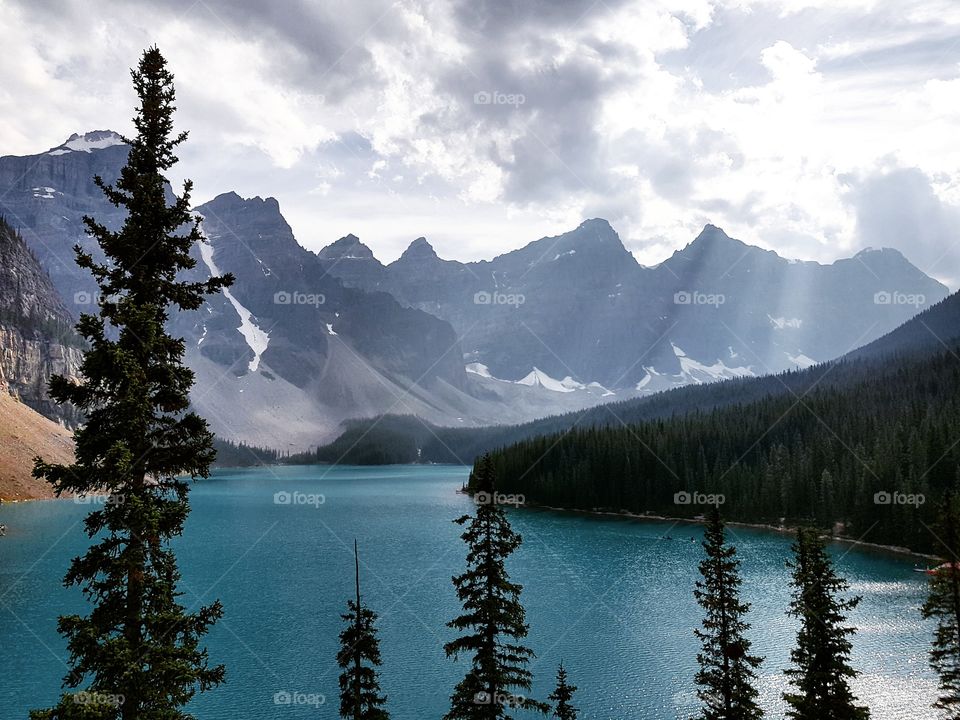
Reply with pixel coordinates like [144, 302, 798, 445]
[787, 352, 818, 368]
[467, 362, 614, 396]
[196, 222, 270, 372]
[466, 362, 494, 378]
[516, 367, 577, 393]
[48, 131, 125, 155]
[636, 343, 754, 392]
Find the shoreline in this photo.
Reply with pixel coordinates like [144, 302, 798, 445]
[510, 500, 942, 564]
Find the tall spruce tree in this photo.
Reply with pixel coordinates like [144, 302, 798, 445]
[336, 541, 389, 720]
[444, 455, 548, 719]
[693, 508, 764, 720]
[783, 528, 869, 720]
[30, 47, 231, 720]
[547, 662, 577, 720]
[922, 491, 960, 718]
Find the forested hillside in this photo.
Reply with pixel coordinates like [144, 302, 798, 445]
[479, 345, 960, 553]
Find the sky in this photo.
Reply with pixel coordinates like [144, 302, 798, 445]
[2, 0, 960, 286]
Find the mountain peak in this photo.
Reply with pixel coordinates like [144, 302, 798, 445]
[691, 224, 738, 245]
[318, 234, 378, 261]
[48, 130, 125, 155]
[398, 236, 439, 262]
[854, 246, 906, 261]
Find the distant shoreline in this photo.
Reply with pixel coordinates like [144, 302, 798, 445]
[501, 499, 943, 564]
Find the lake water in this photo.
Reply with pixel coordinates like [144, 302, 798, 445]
[0, 465, 941, 719]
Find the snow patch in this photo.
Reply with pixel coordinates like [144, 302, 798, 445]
[787, 352, 817, 369]
[326, 323, 338, 336]
[466, 362, 493, 378]
[516, 367, 576, 393]
[196, 222, 270, 372]
[552, 249, 576, 261]
[637, 344, 754, 391]
[50, 131, 125, 155]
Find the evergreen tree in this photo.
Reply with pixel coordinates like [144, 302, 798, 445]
[693, 508, 764, 720]
[337, 540, 389, 720]
[783, 528, 869, 720]
[444, 454, 548, 719]
[547, 662, 577, 720]
[30, 47, 231, 720]
[921, 491, 960, 718]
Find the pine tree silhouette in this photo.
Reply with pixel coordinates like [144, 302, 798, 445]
[693, 508, 764, 720]
[444, 454, 548, 719]
[922, 489, 960, 719]
[783, 528, 870, 719]
[548, 662, 578, 720]
[337, 540, 389, 720]
[30, 46, 230, 720]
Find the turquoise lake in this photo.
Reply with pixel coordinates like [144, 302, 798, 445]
[0, 465, 940, 718]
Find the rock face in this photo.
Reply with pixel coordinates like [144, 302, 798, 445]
[0, 218, 83, 424]
[0, 131, 129, 319]
[319, 221, 950, 390]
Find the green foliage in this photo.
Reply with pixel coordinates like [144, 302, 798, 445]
[444, 455, 549, 719]
[30, 47, 231, 720]
[337, 542, 389, 720]
[547, 663, 577, 720]
[922, 490, 960, 718]
[210, 437, 279, 467]
[693, 509, 764, 720]
[479, 347, 960, 554]
[783, 529, 869, 720]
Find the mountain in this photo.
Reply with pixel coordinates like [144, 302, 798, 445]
[0, 135, 622, 450]
[178, 193, 618, 450]
[306, 287, 960, 466]
[320, 222, 949, 391]
[846, 290, 960, 361]
[0, 132, 949, 451]
[0, 131, 130, 318]
[0, 217, 84, 425]
[0, 388, 74, 500]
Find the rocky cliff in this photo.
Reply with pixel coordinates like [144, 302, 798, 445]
[0, 217, 83, 425]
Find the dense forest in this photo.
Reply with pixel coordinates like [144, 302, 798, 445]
[212, 437, 281, 467]
[472, 344, 960, 554]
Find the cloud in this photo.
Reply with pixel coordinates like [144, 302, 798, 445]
[0, 0, 959, 279]
[848, 165, 960, 287]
